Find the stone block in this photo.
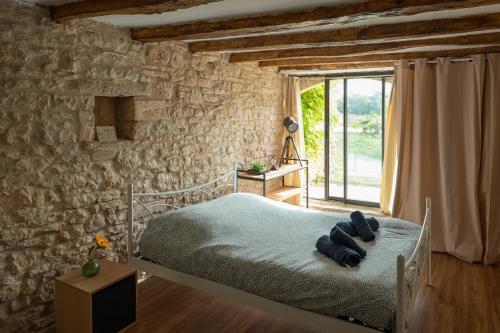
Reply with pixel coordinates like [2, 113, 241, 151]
[121, 97, 169, 122]
[91, 148, 118, 161]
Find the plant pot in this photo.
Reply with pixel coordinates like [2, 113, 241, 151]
[81, 258, 100, 277]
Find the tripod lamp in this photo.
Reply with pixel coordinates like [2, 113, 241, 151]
[280, 116, 303, 167]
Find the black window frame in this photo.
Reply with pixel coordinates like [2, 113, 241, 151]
[324, 71, 394, 207]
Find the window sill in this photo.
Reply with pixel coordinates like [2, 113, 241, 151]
[306, 198, 387, 217]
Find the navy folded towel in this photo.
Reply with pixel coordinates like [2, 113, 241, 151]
[350, 211, 375, 241]
[316, 235, 361, 267]
[330, 226, 366, 258]
[336, 217, 379, 237]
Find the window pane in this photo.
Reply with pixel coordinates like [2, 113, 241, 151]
[328, 79, 344, 198]
[346, 78, 382, 203]
[302, 83, 325, 199]
[385, 77, 394, 122]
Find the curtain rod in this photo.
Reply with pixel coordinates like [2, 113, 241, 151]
[404, 55, 489, 66]
[283, 56, 489, 74]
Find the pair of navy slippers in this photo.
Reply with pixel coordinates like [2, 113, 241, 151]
[336, 211, 379, 241]
[316, 211, 379, 267]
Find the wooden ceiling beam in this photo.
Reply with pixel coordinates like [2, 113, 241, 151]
[229, 32, 500, 62]
[132, 0, 500, 42]
[189, 12, 500, 52]
[51, 0, 222, 22]
[278, 61, 396, 72]
[262, 45, 500, 67]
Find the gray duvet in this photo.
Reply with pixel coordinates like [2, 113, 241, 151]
[139, 193, 421, 330]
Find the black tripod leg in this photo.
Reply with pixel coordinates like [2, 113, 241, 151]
[290, 136, 303, 166]
[280, 136, 290, 166]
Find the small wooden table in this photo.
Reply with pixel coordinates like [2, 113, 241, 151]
[55, 260, 137, 333]
[237, 159, 309, 207]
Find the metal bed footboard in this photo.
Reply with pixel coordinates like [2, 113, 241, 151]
[126, 166, 431, 333]
[396, 197, 432, 333]
[127, 163, 238, 259]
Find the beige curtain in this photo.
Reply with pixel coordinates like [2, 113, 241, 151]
[380, 76, 397, 214]
[391, 55, 500, 264]
[392, 59, 416, 222]
[283, 76, 306, 204]
[480, 54, 500, 264]
[300, 77, 324, 92]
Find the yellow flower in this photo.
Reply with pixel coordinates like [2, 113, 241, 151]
[95, 235, 110, 249]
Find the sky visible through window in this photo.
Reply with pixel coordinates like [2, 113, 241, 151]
[347, 79, 382, 95]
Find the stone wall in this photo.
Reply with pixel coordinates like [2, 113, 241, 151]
[0, 1, 285, 331]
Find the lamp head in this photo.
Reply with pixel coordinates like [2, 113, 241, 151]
[283, 116, 298, 134]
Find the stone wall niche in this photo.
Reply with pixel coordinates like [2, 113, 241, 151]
[94, 96, 129, 140]
[94, 96, 169, 141]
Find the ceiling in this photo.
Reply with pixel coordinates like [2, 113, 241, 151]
[23, 0, 500, 31]
[21, 0, 500, 74]
[24, 0, 353, 27]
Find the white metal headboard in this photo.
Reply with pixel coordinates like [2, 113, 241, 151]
[127, 163, 238, 259]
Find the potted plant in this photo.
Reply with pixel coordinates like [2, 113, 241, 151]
[249, 162, 267, 174]
[81, 234, 111, 277]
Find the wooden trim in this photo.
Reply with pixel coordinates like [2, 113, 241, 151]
[229, 32, 500, 62]
[264, 46, 500, 67]
[51, 0, 222, 22]
[132, 0, 500, 42]
[189, 12, 500, 52]
[278, 61, 396, 72]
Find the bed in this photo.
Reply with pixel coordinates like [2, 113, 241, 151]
[127, 164, 432, 333]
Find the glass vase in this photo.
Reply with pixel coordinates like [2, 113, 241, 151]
[81, 257, 100, 277]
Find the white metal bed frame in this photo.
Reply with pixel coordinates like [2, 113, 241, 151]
[127, 163, 432, 333]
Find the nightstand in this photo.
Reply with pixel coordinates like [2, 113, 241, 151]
[55, 260, 137, 333]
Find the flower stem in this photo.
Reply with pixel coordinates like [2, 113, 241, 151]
[88, 245, 97, 259]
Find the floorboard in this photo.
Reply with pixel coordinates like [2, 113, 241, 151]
[126, 253, 499, 333]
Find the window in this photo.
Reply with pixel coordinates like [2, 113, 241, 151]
[302, 73, 393, 206]
[327, 75, 393, 205]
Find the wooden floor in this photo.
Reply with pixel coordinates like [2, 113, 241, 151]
[126, 253, 499, 333]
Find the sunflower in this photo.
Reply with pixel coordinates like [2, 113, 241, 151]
[95, 235, 110, 249]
